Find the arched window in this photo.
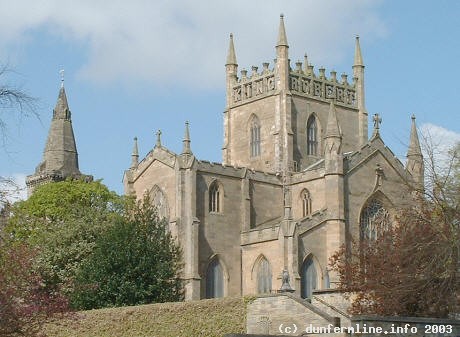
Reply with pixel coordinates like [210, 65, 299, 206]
[209, 181, 222, 213]
[301, 189, 312, 217]
[206, 259, 224, 298]
[256, 256, 272, 294]
[307, 115, 318, 156]
[150, 185, 169, 221]
[250, 118, 261, 157]
[360, 199, 390, 241]
[301, 256, 317, 299]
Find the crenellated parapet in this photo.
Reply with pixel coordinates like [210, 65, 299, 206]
[229, 59, 357, 108]
[231, 62, 276, 105]
[289, 62, 356, 107]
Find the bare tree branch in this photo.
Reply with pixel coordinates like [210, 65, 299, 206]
[0, 64, 39, 145]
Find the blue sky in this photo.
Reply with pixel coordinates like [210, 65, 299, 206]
[1, 0, 459, 197]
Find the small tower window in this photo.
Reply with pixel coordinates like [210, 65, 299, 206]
[307, 115, 318, 155]
[250, 119, 261, 157]
[209, 181, 222, 213]
[301, 189, 312, 217]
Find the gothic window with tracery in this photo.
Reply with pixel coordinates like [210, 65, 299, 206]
[360, 199, 390, 241]
[205, 259, 224, 298]
[250, 118, 261, 157]
[301, 189, 312, 217]
[256, 256, 272, 294]
[150, 185, 169, 221]
[307, 115, 318, 155]
[209, 181, 222, 213]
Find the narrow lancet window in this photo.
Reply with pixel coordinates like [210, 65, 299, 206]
[250, 119, 261, 157]
[307, 116, 318, 155]
[256, 257, 272, 294]
[209, 181, 222, 213]
[301, 189, 312, 217]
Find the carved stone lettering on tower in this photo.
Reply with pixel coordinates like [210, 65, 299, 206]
[231, 72, 276, 105]
[288, 72, 356, 107]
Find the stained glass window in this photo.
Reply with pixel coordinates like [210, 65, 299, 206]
[360, 199, 390, 241]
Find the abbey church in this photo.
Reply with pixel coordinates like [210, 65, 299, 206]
[123, 15, 424, 301]
[27, 16, 424, 302]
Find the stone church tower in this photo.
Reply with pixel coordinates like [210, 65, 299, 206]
[26, 80, 92, 195]
[124, 16, 423, 301]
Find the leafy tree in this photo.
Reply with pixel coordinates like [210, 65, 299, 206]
[330, 206, 458, 317]
[71, 196, 182, 310]
[4, 179, 124, 295]
[0, 242, 69, 337]
[330, 142, 459, 318]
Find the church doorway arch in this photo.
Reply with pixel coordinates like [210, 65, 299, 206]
[205, 258, 224, 298]
[300, 255, 317, 299]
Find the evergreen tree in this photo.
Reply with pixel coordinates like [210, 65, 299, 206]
[71, 196, 182, 309]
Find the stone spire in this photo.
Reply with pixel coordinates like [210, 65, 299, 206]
[354, 35, 364, 66]
[26, 79, 92, 195]
[226, 33, 237, 66]
[182, 121, 192, 155]
[42, 84, 79, 175]
[353, 36, 367, 147]
[274, 14, 291, 172]
[130, 137, 139, 169]
[407, 115, 422, 157]
[406, 115, 424, 187]
[277, 14, 288, 47]
[225, 33, 239, 110]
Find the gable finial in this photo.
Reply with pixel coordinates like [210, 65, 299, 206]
[372, 113, 382, 137]
[155, 130, 162, 148]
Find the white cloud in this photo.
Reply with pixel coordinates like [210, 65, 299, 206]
[0, 0, 386, 89]
[419, 123, 460, 158]
[419, 123, 460, 182]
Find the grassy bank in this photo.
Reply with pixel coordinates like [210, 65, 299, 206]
[44, 297, 248, 337]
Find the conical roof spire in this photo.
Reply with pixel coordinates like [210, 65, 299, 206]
[226, 33, 237, 65]
[407, 115, 422, 157]
[41, 80, 79, 175]
[131, 137, 139, 169]
[182, 121, 192, 155]
[277, 14, 288, 47]
[354, 35, 364, 67]
[26, 74, 93, 195]
[53, 85, 71, 120]
[326, 100, 341, 138]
